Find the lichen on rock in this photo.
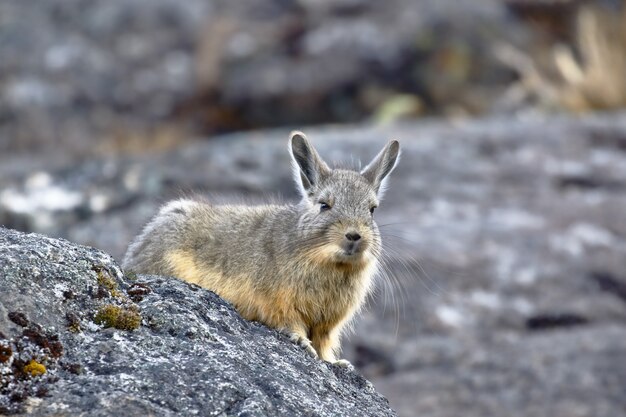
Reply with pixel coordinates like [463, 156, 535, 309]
[23, 360, 46, 377]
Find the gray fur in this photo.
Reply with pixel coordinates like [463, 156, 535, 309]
[123, 131, 400, 364]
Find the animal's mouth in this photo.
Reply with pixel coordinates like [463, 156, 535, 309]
[332, 249, 372, 271]
[343, 241, 361, 256]
[335, 241, 367, 263]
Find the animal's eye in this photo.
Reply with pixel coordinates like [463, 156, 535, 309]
[370, 206, 377, 215]
[319, 202, 331, 212]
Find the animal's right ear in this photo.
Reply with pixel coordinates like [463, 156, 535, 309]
[289, 131, 330, 196]
[361, 140, 400, 196]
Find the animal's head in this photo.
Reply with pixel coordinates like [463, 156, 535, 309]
[289, 131, 400, 268]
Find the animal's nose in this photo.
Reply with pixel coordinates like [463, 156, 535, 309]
[345, 232, 361, 242]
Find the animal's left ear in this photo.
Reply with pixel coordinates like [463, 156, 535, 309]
[289, 131, 331, 196]
[361, 140, 400, 195]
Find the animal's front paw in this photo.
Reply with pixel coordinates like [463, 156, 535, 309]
[332, 359, 354, 369]
[282, 330, 318, 358]
[292, 334, 318, 358]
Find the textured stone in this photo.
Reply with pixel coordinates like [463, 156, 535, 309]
[0, 227, 396, 416]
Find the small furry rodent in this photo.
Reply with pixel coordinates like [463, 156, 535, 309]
[123, 131, 400, 366]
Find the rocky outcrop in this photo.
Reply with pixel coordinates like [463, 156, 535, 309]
[0, 227, 396, 416]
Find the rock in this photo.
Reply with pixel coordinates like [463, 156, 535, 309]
[0, 0, 530, 156]
[0, 227, 396, 416]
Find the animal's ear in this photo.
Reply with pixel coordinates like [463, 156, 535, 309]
[361, 140, 400, 195]
[289, 131, 330, 196]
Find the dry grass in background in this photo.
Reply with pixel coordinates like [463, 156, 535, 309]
[95, 124, 189, 156]
[497, 5, 626, 112]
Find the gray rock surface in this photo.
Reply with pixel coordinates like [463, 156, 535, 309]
[2, 112, 626, 416]
[0, 0, 528, 155]
[0, 227, 396, 416]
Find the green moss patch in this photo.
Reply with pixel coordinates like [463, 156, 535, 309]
[94, 304, 141, 331]
[93, 265, 121, 298]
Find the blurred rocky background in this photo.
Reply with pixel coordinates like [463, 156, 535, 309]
[2, 0, 626, 416]
[2, 0, 623, 160]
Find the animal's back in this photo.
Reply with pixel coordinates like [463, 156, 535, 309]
[124, 199, 293, 283]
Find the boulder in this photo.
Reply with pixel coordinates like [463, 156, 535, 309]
[0, 227, 396, 416]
